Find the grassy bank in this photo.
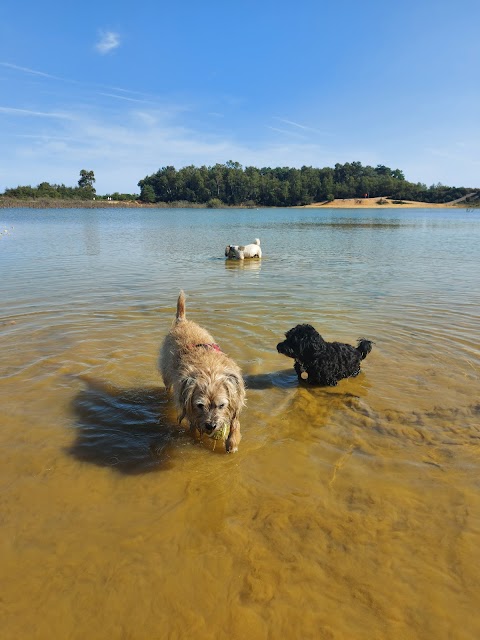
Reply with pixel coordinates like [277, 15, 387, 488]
[0, 198, 209, 209]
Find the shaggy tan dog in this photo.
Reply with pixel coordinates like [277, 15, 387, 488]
[159, 291, 246, 452]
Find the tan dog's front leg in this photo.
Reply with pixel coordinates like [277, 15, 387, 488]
[225, 418, 241, 453]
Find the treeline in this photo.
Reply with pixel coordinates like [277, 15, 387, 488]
[3, 170, 98, 201]
[2, 163, 476, 206]
[2, 171, 138, 203]
[2, 184, 139, 202]
[138, 161, 473, 206]
[3, 182, 96, 200]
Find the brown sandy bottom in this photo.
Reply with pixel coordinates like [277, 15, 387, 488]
[1, 311, 479, 640]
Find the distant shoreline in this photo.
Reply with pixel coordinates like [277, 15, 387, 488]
[0, 197, 469, 210]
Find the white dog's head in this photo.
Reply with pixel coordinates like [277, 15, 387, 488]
[225, 245, 245, 260]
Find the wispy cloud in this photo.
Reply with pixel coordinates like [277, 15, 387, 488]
[98, 92, 153, 104]
[95, 31, 121, 55]
[2, 60, 157, 105]
[267, 126, 307, 139]
[2, 69, 477, 193]
[0, 62, 74, 83]
[12, 133, 84, 143]
[105, 86, 150, 97]
[0, 106, 73, 119]
[0, 103, 357, 193]
[274, 117, 328, 135]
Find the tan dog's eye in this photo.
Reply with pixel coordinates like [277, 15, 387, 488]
[218, 403, 225, 409]
[196, 402, 204, 409]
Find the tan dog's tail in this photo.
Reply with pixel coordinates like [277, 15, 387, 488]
[254, 238, 260, 245]
[176, 290, 186, 321]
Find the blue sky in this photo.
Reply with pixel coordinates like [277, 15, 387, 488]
[1, 0, 479, 194]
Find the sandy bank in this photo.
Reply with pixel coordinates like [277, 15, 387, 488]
[303, 197, 453, 209]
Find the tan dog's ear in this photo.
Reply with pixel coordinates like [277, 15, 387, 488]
[222, 372, 246, 419]
[223, 372, 244, 453]
[178, 376, 196, 423]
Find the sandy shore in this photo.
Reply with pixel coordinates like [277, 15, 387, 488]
[0, 197, 463, 210]
[303, 197, 453, 208]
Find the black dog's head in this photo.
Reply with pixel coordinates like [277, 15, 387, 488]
[276, 324, 326, 363]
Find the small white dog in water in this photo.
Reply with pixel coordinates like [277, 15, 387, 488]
[225, 238, 262, 260]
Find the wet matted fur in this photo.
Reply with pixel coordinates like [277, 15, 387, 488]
[159, 291, 245, 452]
[277, 323, 373, 386]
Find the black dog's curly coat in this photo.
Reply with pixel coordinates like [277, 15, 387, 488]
[277, 324, 373, 386]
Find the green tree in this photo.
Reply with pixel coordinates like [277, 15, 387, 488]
[37, 182, 60, 198]
[140, 184, 156, 203]
[78, 170, 96, 192]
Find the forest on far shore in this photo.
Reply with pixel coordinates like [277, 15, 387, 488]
[1, 162, 478, 207]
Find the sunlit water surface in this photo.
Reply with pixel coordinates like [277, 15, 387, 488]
[1, 207, 479, 639]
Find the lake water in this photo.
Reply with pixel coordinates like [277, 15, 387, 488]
[1, 206, 479, 639]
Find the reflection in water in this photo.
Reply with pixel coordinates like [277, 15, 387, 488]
[1, 207, 479, 639]
[274, 218, 406, 229]
[224, 257, 262, 271]
[82, 211, 101, 256]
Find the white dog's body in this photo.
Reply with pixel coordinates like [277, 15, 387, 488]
[225, 238, 262, 260]
[159, 291, 245, 452]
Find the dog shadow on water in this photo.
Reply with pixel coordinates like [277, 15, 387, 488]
[244, 369, 298, 390]
[68, 377, 186, 474]
[244, 368, 370, 398]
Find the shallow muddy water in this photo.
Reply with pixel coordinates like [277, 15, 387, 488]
[1, 207, 479, 639]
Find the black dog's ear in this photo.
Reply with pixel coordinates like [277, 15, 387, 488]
[303, 326, 326, 354]
[287, 324, 325, 360]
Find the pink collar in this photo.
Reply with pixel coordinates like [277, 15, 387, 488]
[191, 343, 222, 353]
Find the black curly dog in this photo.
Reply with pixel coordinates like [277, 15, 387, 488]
[277, 324, 373, 386]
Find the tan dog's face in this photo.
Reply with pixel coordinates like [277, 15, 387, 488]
[180, 371, 243, 439]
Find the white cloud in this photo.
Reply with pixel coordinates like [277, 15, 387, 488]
[0, 62, 78, 84]
[98, 92, 153, 104]
[134, 112, 158, 127]
[0, 106, 73, 119]
[267, 126, 307, 139]
[274, 117, 329, 136]
[95, 31, 121, 55]
[0, 62, 61, 80]
[0, 105, 373, 193]
[1, 95, 479, 193]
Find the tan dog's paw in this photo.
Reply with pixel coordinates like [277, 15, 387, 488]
[225, 424, 241, 453]
[226, 439, 238, 453]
